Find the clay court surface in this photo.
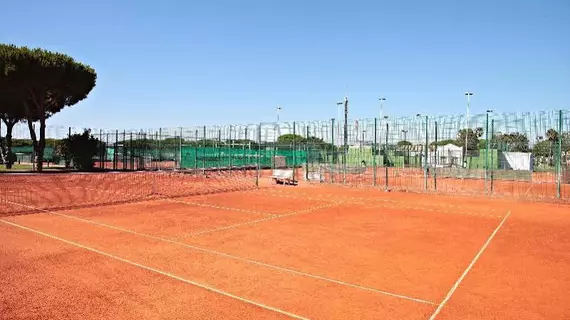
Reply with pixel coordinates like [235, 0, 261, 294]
[1, 176, 569, 319]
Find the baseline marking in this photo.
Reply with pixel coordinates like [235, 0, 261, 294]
[0, 218, 309, 320]
[5, 200, 435, 305]
[428, 210, 511, 320]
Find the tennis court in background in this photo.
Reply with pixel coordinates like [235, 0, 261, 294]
[1, 171, 569, 320]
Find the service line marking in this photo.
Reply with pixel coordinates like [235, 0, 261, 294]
[0, 218, 310, 320]
[175, 201, 344, 238]
[5, 200, 435, 306]
[428, 210, 512, 320]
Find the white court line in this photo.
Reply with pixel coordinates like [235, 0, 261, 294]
[261, 188, 499, 212]
[0, 218, 309, 320]
[427, 211, 511, 320]
[5, 200, 435, 305]
[176, 201, 344, 239]
[256, 190, 502, 219]
[163, 198, 278, 217]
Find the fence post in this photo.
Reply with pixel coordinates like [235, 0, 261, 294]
[179, 127, 183, 170]
[228, 126, 233, 173]
[202, 126, 207, 174]
[331, 119, 335, 183]
[306, 126, 310, 180]
[293, 121, 297, 182]
[272, 124, 276, 170]
[485, 112, 490, 194]
[256, 123, 261, 187]
[114, 130, 118, 170]
[385, 121, 389, 191]
[557, 110, 563, 199]
[434, 121, 438, 190]
[194, 129, 198, 171]
[129, 132, 133, 170]
[424, 116, 429, 191]
[490, 119, 495, 193]
[373, 118, 377, 187]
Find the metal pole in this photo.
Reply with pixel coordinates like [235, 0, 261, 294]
[229, 126, 233, 173]
[490, 119, 495, 193]
[373, 118, 377, 186]
[331, 118, 335, 184]
[485, 112, 490, 194]
[464, 92, 473, 166]
[434, 121, 438, 190]
[276, 106, 282, 122]
[202, 126, 206, 174]
[424, 115, 429, 190]
[306, 126, 310, 180]
[343, 96, 348, 184]
[557, 110, 563, 198]
[293, 121, 297, 182]
[114, 130, 118, 170]
[385, 121, 389, 191]
[179, 127, 183, 170]
[256, 124, 261, 187]
[194, 129, 198, 171]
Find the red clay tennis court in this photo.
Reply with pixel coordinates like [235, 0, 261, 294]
[1, 171, 569, 319]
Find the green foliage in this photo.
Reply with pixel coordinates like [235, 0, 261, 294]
[276, 134, 334, 150]
[397, 140, 412, 146]
[58, 129, 102, 170]
[495, 132, 530, 152]
[277, 134, 305, 144]
[430, 139, 460, 147]
[0, 43, 97, 171]
[456, 128, 484, 151]
[533, 140, 552, 158]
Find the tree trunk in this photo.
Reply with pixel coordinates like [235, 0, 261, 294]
[2, 118, 17, 169]
[37, 116, 46, 172]
[26, 119, 39, 171]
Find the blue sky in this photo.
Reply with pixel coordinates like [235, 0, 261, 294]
[2, 0, 569, 130]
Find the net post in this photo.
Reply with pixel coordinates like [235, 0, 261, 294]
[424, 115, 429, 191]
[385, 120, 389, 191]
[557, 109, 563, 199]
[373, 118, 377, 187]
[293, 121, 297, 182]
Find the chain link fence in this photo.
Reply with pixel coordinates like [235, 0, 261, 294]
[2, 109, 569, 200]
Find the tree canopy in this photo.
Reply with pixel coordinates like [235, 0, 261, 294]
[0, 44, 97, 171]
[494, 132, 530, 152]
[456, 127, 484, 152]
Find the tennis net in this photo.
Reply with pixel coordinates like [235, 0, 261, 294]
[0, 170, 258, 216]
